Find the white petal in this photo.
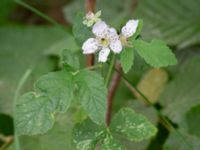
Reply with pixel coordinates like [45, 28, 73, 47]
[121, 19, 139, 38]
[92, 21, 109, 38]
[110, 40, 122, 54]
[82, 38, 99, 54]
[108, 27, 119, 41]
[98, 48, 110, 62]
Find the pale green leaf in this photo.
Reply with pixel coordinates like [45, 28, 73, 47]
[75, 70, 107, 125]
[16, 92, 55, 135]
[134, 0, 200, 48]
[61, 49, 80, 70]
[34, 70, 74, 113]
[134, 39, 177, 67]
[73, 119, 103, 150]
[120, 47, 134, 73]
[110, 108, 157, 141]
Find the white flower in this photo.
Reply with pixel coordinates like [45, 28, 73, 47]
[82, 21, 122, 62]
[83, 11, 101, 27]
[120, 19, 139, 45]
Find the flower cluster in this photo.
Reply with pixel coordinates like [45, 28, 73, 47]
[82, 11, 139, 62]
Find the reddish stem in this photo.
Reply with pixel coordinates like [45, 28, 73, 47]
[106, 62, 121, 125]
[85, 0, 96, 67]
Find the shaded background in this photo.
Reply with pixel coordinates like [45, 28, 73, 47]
[0, 0, 200, 149]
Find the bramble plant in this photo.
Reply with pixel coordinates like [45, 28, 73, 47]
[15, 10, 177, 149]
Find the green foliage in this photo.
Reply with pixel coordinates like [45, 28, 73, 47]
[16, 50, 107, 135]
[134, 39, 177, 67]
[100, 133, 125, 150]
[0, 27, 69, 116]
[73, 119, 103, 150]
[183, 105, 200, 138]
[34, 70, 74, 113]
[110, 108, 157, 141]
[16, 92, 55, 135]
[160, 56, 200, 124]
[73, 13, 92, 45]
[75, 70, 107, 125]
[120, 47, 134, 73]
[61, 49, 80, 70]
[135, 0, 200, 48]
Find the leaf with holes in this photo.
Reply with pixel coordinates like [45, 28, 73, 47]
[110, 108, 157, 141]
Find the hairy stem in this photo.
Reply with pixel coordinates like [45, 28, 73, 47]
[85, 0, 96, 66]
[106, 61, 121, 126]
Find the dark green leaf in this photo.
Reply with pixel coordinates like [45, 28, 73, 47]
[134, 39, 177, 67]
[120, 47, 134, 73]
[110, 108, 157, 141]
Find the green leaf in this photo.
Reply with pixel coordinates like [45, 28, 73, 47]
[34, 70, 74, 113]
[73, 12, 92, 45]
[120, 47, 134, 73]
[61, 49, 80, 70]
[18, 112, 76, 150]
[134, 0, 200, 48]
[182, 105, 200, 138]
[16, 92, 55, 135]
[75, 70, 107, 125]
[164, 130, 200, 150]
[160, 56, 200, 124]
[100, 133, 125, 150]
[134, 39, 177, 67]
[110, 108, 157, 141]
[0, 26, 71, 116]
[73, 119, 103, 150]
[16, 70, 74, 135]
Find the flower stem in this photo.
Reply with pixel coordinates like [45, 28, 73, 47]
[105, 54, 115, 87]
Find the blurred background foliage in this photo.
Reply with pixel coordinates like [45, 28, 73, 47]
[0, 0, 200, 149]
